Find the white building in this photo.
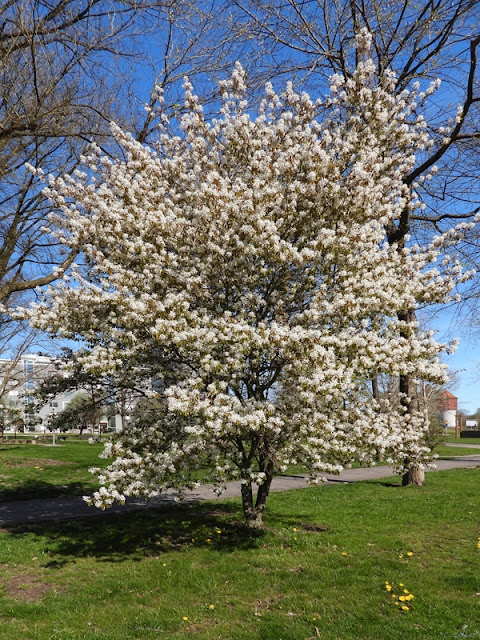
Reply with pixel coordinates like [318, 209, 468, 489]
[0, 354, 78, 432]
[0, 353, 146, 434]
[439, 390, 458, 429]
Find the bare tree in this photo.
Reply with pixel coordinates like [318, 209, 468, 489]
[0, 1, 239, 302]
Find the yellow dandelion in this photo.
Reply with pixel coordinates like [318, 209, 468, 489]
[398, 554, 403, 558]
[162, 563, 166, 566]
[191, 538, 195, 542]
[407, 551, 413, 556]
[392, 594, 397, 599]
[182, 616, 188, 621]
[402, 606, 409, 611]
[312, 617, 317, 621]
[394, 601, 399, 606]
[206, 538, 211, 543]
[293, 528, 297, 532]
[341, 552, 347, 556]
[399, 583, 404, 587]
[403, 589, 409, 594]
[399, 596, 406, 602]
[216, 530, 221, 534]
[386, 585, 392, 592]
[406, 594, 414, 601]
[209, 604, 215, 609]
[293, 537, 297, 541]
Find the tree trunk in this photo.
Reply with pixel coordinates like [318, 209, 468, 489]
[241, 482, 262, 528]
[371, 376, 385, 461]
[398, 310, 425, 486]
[240, 472, 274, 529]
[402, 466, 425, 486]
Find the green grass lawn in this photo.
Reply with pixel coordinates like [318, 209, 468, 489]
[446, 434, 480, 444]
[0, 440, 108, 501]
[433, 445, 480, 457]
[0, 467, 478, 640]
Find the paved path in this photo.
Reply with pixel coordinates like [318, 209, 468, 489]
[444, 442, 480, 448]
[1, 454, 479, 527]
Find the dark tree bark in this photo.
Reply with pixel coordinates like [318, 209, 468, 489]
[397, 309, 425, 486]
[241, 465, 274, 528]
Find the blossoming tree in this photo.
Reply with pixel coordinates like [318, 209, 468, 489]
[29, 33, 464, 527]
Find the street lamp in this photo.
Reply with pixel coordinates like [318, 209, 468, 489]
[50, 407, 57, 446]
[0, 403, 5, 441]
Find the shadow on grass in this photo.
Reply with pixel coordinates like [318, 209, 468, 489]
[5, 502, 267, 565]
[368, 479, 403, 488]
[0, 480, 93, 502]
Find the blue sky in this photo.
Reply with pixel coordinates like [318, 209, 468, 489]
[428, 307, 479, 414]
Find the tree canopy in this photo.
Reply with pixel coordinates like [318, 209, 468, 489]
[27, 35, 469, 526]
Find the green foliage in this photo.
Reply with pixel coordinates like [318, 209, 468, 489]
[423, 413, 447, 450]
[128, 396, 166, 428]
[52, 393, 103, 434]
[0, 397, 22, 436]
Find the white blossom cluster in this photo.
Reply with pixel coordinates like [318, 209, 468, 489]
[27, 35, 465, 513]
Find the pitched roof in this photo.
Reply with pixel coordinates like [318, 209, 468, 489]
[441, 390, 457, 399]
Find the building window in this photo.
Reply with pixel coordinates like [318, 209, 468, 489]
[24, 360, 34, 390]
